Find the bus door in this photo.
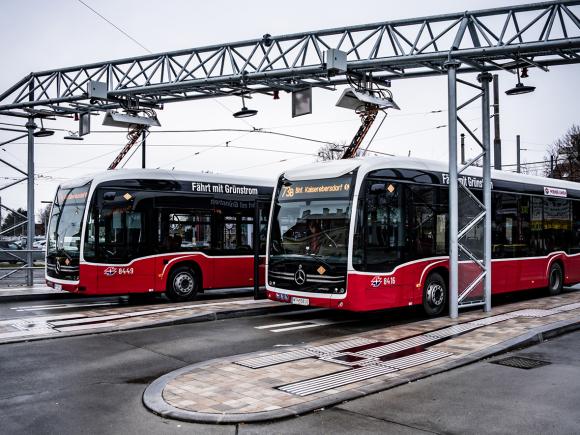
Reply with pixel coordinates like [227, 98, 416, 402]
[212, 213, 255, 289]
[91, 189, 155, 293]
[154, 208, 214, 290]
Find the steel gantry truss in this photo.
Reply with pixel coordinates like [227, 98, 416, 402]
[0, 1, 579, 114]
[0, 1, 579, 313]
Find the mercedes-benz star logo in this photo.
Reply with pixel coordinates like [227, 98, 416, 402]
[55, 261, 61, 274]
[294, 266, 306, 286]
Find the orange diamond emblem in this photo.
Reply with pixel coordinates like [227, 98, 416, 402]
[317, 266, 326, 275]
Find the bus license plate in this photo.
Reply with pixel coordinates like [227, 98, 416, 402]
[292, 297, 309, 306]
[55, 284, 62, 291]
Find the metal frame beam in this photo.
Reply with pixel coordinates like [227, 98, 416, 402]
[0, 1, 579, 116]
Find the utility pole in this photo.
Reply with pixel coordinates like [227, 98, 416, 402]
[26, 118, 36, 286]
[493, 74, 502, 170]
[516, 135, 521, 173]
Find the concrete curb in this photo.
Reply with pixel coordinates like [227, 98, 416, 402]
[142, 317, 580, 424]
[1, 303, 302, 346]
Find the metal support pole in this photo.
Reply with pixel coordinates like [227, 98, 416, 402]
[493, 74, 502, 170]
[479, 72, 493, 313]
[516, 135, 521, 173]
[141, 130, 146, 169]
[446, 60, 460, 319]
[460, 133, 466, 165]
[25, 117, 36, 286]
[253, 200, 261, 300]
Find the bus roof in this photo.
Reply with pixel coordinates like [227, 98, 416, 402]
[282, 156, 580, 192]
[59, 168, 274, 190]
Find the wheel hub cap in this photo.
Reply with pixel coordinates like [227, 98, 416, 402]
[427, 283, 444, 307]
[174, 272, 194, 295]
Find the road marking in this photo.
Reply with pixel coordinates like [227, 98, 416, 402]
[256, 319, 344, 333]
[255, 321, 308, 329]
[11, 302, 119, 312]
[271, 323, 327, 332]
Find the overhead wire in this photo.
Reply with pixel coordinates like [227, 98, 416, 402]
[76, 0, 152, 54]
[74, 0, 251, 150]
[93, 128, 337, 146]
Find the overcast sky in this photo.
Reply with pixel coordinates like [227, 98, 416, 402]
[1, 0, 579, 222]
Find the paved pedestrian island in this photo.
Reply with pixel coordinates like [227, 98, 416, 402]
[0, 297, 283, 344]
[144, 290, 580, 424]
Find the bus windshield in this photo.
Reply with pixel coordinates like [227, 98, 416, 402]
[269, 174, 355, 269]
[47, 183, 90, 259]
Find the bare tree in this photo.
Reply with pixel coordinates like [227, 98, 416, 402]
[317, 143, 345, 161]
[544, 125, 580, 181]
[37, 204, 52, 236]
[317, 141, 369, 161]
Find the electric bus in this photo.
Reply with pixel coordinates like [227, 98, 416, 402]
[266, 156, 580, 314]
[46, 169, 272, 301]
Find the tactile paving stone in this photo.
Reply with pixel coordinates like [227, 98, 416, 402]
[307, 337, 379, 354]
[425, 323, 480, 338]
[236, 349, 316, 369]
[357, 335, 440, 358]
[380, 349, 452, 370]
[278, 365, 397, 396]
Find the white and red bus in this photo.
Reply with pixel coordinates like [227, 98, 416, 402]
[46, 169, 272, 301]
[266, 157, 580, 314]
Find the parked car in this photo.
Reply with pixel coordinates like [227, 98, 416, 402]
[0, 241, 25, 264]
[32, 240, 46, 249]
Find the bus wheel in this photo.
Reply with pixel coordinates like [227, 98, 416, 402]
[423, 272, 447, 317]
[167, 266, 198, 302]
[547, 263, 563, 296]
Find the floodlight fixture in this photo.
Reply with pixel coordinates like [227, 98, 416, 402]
[64, 131, 84, 141]
[336, 88, 400, 111]
[33, 128, 54, 138]
[506, 66, 535, 96]
[102, 110, 161, 128]
[233, 93, 258, 118]
[33, 119, 55, 137]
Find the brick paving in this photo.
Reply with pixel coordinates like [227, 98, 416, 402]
[151, 291, 580, 422]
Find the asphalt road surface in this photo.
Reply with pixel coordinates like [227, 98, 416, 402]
[0, 289, 576, 435]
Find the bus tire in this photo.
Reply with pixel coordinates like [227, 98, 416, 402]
[166, 266, 198, 302]
[422, 272, 447, 317]
[547, 262, 563, 296]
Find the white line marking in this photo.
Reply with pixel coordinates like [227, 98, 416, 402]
[255, 321, 309, 329]
[13, 302, 119, 311]
[271, 323, 325, 332]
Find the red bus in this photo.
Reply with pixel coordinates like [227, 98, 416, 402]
[266, 157, 580, 314]
[46, 169, 272, 301]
